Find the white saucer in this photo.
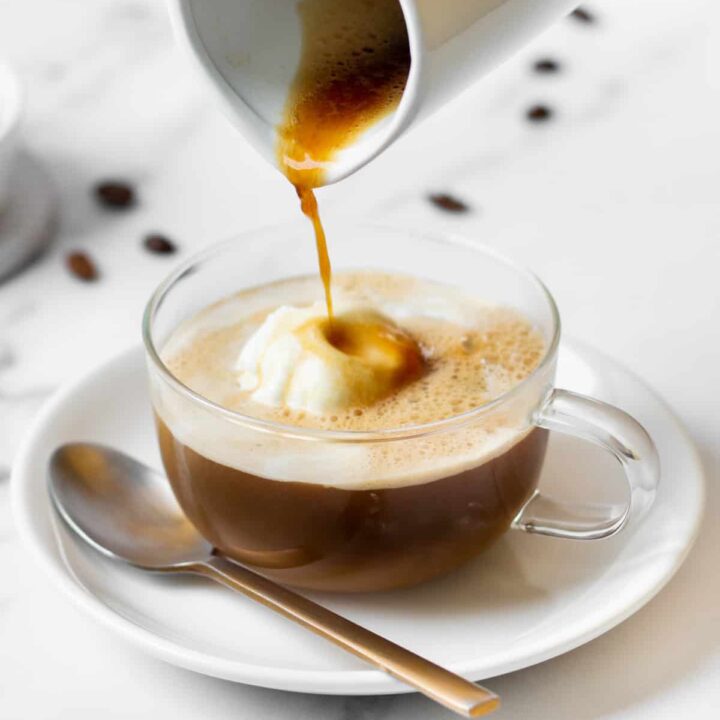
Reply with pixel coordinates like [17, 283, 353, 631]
[11, 340, 704, 695]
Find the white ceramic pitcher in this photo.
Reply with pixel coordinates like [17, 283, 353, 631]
[167, 0, 579, 184]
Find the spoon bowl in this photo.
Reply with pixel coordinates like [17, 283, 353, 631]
[49, 443, 211, 569]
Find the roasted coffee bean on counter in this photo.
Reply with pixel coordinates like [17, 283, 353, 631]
[526, 104, 553, 122]
[428, 193, 470, 213]
[66, 251, 99, 281]
[94, 181, 136, 209]
[533, 58, 560, 74]
[143, 234, 177, 255]
[570, 6, 595, 24]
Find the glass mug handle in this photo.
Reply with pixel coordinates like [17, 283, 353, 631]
[512, 389, 660, 540]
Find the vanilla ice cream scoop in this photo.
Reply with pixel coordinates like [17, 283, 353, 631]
[235, 305, 424, 415]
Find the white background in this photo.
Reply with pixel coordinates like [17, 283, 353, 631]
[0, 0, 718, 717]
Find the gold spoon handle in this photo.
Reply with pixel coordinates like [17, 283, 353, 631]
[192, 556, 499, 717]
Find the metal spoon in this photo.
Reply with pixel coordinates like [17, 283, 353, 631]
[48, 443, 500, 717]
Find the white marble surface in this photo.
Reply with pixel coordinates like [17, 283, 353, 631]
[0, 0, 719, 717]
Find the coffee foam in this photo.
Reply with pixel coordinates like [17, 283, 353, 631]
[291, 0, 409, 110]
[156, 272, 547, 490]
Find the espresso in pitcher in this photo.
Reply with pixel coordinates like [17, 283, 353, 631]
[156, 273, 548, 592]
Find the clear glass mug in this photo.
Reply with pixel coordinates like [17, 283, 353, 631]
[143, 224, 659, 592]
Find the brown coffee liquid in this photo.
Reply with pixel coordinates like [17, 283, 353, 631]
[277, 0, 411, 318]
[157, 418, 547, 592]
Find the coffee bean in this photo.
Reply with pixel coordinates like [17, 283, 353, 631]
[66, 251, 99, 281]
[94, 181, 136, 209]
[144, 234, 177, 255]
[526, 104, 553, 122]
[533, 58, 560, 74]
[428, 193, 469, 213]
[570, 6, 595, 24]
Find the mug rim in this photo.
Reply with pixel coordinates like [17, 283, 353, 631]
[142, 222, 561, 443]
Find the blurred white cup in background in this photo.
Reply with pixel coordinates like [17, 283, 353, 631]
[0, 61, 22, 215]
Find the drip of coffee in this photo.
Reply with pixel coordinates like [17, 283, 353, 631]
[277, 0, 411, 318]
[296, 187, 333, 316]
